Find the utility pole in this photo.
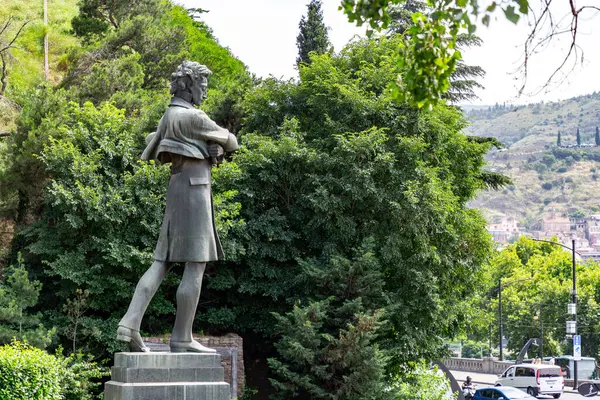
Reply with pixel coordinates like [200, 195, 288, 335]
[539, 304, 543, 359]
[44, 0, 49, 80]
[499, 278, 503, 361]
[573, 238, 578, 389]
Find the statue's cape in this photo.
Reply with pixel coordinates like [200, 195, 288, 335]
[141, 97, 238, 163]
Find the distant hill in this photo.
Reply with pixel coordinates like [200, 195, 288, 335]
[466, 92, 600, 228]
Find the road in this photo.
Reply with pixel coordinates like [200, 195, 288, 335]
[450, 370, 589, 399]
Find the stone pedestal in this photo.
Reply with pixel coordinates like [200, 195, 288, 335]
[104, 352, 231, 400]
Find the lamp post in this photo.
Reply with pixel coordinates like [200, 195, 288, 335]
[497, 277, 534, 361]
[532, 238, 578, 389]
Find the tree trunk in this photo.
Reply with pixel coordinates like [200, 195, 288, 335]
[0, 52, 7, 95]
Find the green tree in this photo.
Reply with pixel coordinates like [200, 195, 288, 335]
[268, 241, 389, 399]
[446, 34, 485, 103]
[577, 127, 581, 146]
[481, 237, 600, 358]
[557, 131, 561, 147]
[595, 127, 599, 146]
[0, 253, 55, 348]
[296, 0, 330, 66]
[386, 1, 485, 103]
[211, 36, 497, 393]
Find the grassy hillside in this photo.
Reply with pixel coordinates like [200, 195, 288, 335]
[1, 0, 79, 89]
[0, 0, 79, 133]
[466, 93, 600, 227]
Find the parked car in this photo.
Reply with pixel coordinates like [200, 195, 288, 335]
[474, 386, 536, 399]
[495, 363, 563, 398]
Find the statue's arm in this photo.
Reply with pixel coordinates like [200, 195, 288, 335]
[192, 111, 239, 152]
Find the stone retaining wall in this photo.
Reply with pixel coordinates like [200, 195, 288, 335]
[445, 357, 513, 375]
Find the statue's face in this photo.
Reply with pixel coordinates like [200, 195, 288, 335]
[191, 75, 209, 105]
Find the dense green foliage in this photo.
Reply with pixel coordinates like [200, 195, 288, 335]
[205, 37, 495, 396]
[473, 237, 600, 359]
[389, 363, 455, 400]
[0, 341, 63, 400]
[0, 254, 55, 348]
[0, 341, 107, 400]
[296, 0, 330, 67]
[0, 0, 499, 397]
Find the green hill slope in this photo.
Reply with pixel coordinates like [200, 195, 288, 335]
[466, 93, 600, 227]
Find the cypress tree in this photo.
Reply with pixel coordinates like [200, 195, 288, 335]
[577, 127, 581, 146]
[296, 0, 330, 66]
[595, 127, 600, 146]
[557, 131, 561, 147]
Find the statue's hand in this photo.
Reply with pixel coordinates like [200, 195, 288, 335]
[208, 143, 224, 158]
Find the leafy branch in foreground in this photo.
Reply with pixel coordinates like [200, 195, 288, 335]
[340, 0, 598, 107]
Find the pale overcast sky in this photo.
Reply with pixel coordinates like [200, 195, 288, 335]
[178, 0, 600, 105]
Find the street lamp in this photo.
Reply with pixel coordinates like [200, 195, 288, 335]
[497, 277, 534, 361]
[532, 238, 579, 389]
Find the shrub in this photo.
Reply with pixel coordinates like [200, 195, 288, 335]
[557, 167, 568, 173]
[57, 348, 109, 400]
[542, 182, 553, 190]
[0, 341, 62, 400]
[390, 362, 454, 400]
[0, 341, 107, 400]
[565, 177, 574, 183]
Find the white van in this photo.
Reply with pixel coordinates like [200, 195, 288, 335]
[495, 364, 564, 398]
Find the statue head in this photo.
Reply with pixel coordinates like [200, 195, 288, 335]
[170, 61, 213, 105]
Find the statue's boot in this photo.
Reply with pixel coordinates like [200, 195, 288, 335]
[117, 260, 170, 352]
[170, 262, 216, 354]
[117, 326, 150, 353]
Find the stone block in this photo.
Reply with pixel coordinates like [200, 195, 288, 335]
[105, 352, 231, 400]
[111, 366, 224, 383]
[114, 352, 221, 369]
[104, 381, 230, 400]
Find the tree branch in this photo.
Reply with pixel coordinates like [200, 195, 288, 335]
[0, 19, 32, 54]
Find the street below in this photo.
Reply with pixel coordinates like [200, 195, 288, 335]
[450, 370, 588, 399]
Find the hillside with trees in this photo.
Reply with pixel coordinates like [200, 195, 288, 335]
[467, 92, 600, 227]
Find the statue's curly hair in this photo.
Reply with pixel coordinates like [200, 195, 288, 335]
[170, 61, 212, 94]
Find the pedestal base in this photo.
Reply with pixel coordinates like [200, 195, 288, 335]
[104, 352, 231, 400]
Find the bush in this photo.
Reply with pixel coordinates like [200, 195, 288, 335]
[557, 167, 568, 173]
[57, 349, 109, 400]
[390, 362, 454, 400]
[542, 182, 553, 190]
[0, 341, 62, 400]
[0, 341, 107, 400]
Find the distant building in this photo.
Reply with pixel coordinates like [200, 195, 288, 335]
[542, 216, 571, 233]
[488, 216, 520, 243]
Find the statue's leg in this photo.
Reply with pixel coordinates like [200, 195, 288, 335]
[117, 260, 171, 352]
[170, 262, 215, 353]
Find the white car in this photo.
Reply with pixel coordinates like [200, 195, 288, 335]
[495, 364, 563, 398]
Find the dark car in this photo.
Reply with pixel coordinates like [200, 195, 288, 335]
[474, 386, 537, 400]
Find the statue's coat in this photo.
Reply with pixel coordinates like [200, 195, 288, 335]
[142, 97, 238, 262]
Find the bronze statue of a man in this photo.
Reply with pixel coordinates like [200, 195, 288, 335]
[117, 61, 238, 353]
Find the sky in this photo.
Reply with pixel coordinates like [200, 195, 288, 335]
[178, 0, 600, 106]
